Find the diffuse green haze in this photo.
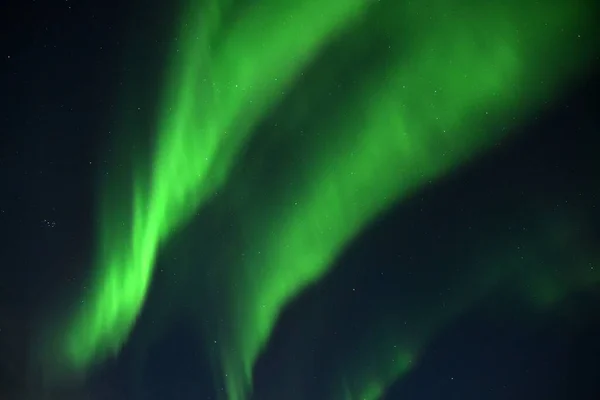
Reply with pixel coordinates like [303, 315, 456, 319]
[46, 0, 370, 376]
[219, 0, 597, 399]
[333, 204, 600, 400]
[514, 207, 600, 310]
[337, 319, 416, 400]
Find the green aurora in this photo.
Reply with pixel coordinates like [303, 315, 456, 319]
[40, 0, 598, 399]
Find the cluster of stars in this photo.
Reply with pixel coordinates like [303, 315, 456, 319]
[42, 219, 56, 228]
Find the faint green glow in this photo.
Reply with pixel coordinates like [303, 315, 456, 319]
[337, 320, 416, 400]
[333, 207, 600, 400]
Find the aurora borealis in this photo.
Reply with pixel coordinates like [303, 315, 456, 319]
[3, 0, 598, 399]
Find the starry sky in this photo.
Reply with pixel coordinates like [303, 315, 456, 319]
[1, 0, 599, 399]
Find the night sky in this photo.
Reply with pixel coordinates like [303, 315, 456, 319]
[1, 1, 599, 399]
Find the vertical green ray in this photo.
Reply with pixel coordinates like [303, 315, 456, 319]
[44, 0, 370, 377]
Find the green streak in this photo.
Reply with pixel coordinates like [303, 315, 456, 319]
[219, 0, 596, 399]
[47, 0, 370, 376]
